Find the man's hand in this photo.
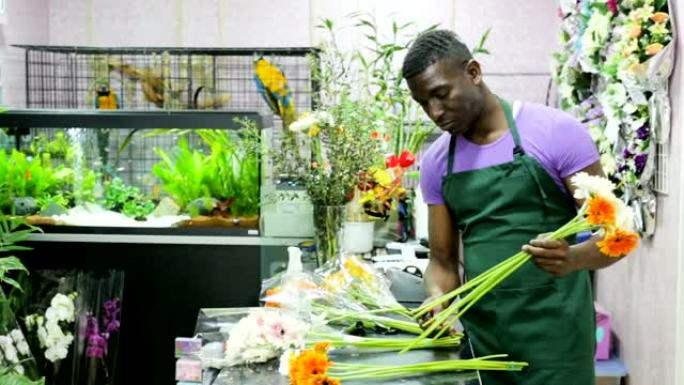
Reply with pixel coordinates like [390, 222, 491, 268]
[417, 294, 464, 336]
[522, 234, 580, 277]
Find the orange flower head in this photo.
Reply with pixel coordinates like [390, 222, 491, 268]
[307, 375, 341, 385]
[628, 24, 642, 38]
[586, 195, 617, 226]
[646, 43, 664, 56]
[290, 347, 333, 385]
[370, 131, 381, 140]
[597, 228, 639, 257]
[650, 12, 669, 24]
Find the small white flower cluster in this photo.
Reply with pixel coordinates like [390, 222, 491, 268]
[25, 292, 77, 363]
[0, 328, 31, 375]
[288, 111, 335, 132]
[221, 309, 309, 367]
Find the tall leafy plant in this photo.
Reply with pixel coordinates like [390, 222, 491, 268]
[151, 138, 212, 210]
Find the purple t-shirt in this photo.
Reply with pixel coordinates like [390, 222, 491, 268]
[420, 101, 600, 205]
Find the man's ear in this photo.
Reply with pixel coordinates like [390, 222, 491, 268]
[465, 59, 482, 85]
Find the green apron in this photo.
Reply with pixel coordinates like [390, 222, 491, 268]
[441, 99, 595, 385]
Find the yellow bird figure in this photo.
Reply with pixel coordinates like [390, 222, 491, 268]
[95, 84, 119, 109]
[253, 57, 297, 128]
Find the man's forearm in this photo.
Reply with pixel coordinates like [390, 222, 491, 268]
[571, 233, 624, 271]
[424, 257, 461, 297]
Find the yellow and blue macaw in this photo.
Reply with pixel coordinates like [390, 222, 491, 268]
[95, 84, 119, 110]
[253, 57, 297, 128]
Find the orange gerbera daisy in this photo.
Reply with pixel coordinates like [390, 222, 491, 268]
[586, 195, 617, 226]
[307, 375, 341, 385]
[597, 228, 639, 257]
[290, 346, 333, 385]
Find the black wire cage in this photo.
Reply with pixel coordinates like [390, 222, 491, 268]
[17, 45, 319, 119]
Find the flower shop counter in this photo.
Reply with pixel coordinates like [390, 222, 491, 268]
[18, 230, 300, 385]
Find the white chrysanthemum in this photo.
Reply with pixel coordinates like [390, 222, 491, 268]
[571, 172, 617, 200]
[14, 364, 24, 375]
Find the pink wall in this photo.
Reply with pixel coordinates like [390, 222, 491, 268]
[0, 0, 49, 107]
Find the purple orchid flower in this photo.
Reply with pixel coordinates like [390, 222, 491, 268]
[635, 153, 648, 175]
[637, 124, 650, 140]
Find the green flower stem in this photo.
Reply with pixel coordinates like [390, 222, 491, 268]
[328, 355, 528, 380]
[315, 304, 423, 335]
[307, 332, 462, 351]
[327, 307, 413, 323]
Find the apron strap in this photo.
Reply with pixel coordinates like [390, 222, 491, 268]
[446, 97, 524, 177]
[499, 98, 525, 157]
[446, 134, 457, 176]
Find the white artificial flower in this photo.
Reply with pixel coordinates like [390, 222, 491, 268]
[45, 307, 57, 322]
[630, 5, 655, 23]
[648, 22, 669, 37]
[602, 83, 628, 108]
[288, 113, 318, 132]
[16, 341, 30, 357]
[616, 199, 636, 231]
[14, 364, 24, 375]
[9, 329, 25, 344]
[1, 341, 19, 363]
[601, 153, 618, 177]
[571, 172, 617, 200]
[37, 326, 48, 348]
[49, 293, 76, 323]
[45, 345, 68, 362]
[315, 111, 335, 127]
[24, 315, 35, 331]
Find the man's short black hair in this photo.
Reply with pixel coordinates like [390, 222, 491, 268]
[402, 29, 473, 79]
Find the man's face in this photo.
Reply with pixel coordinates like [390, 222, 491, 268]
[406, 58, 484, 135]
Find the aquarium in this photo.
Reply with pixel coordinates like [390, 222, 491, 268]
[0, 109, 272, 232]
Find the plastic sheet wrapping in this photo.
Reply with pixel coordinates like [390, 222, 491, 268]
[71, 270, 124, 385]
[261, 255, 404, 315]
[0, 289, 41, 380]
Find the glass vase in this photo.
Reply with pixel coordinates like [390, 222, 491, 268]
[313, 205, 345, 267]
